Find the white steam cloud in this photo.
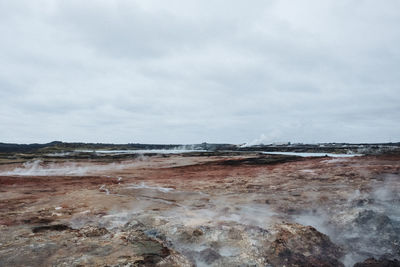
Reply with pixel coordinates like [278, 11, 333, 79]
[0, 159, 146, 176]
[241, 133, 277, 147]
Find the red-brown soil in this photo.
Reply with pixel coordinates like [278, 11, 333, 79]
[0, 153, 399, 266]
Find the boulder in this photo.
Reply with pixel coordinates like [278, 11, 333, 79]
[265, 223, 344, 267]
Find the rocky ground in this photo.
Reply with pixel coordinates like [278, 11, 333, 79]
[0, 152, 399, 266]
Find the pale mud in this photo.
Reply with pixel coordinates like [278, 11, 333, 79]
[0, 153, 399, 266]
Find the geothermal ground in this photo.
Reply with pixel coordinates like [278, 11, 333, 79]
[0, 152, 399, 266]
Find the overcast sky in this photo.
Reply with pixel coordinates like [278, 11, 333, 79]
[1, 0, 399, 144]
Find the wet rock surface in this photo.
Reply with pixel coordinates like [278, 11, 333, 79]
[0, 152, 399, 266]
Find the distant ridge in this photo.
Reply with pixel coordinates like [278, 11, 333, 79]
[0, 141, 236, 153]
[0, 141, 180, 153]
[0, 141, 399, 153]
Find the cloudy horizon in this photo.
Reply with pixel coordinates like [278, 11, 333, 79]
[1, 0, 399, 144]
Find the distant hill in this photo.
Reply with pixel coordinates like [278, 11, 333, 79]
[0, 141, 236, 153]
[0, 141, 398, 154]
[0, 141, 177, 153]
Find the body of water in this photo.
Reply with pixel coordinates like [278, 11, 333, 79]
[262, 151, 362, 157]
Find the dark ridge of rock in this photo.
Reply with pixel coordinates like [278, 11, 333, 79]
[32, 224, 70, 233]
[218, 155, 302, 166]
[266, 223, 344, 267]
[354, 257, 400, 267]
[169, 155, 303, 170]
[126, 230, 171, 265]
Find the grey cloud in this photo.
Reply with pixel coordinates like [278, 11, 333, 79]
[0, 0, 399, 143]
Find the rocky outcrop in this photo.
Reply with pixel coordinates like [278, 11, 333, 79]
[265, 223, 344, 267]
[78, 225, 109, 237]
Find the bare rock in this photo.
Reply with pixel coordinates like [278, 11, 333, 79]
[126, 230, 171, 265]
[265, 223, 344, 267]
[199, 248, 221, 264]
[79, 225, 109, 237]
